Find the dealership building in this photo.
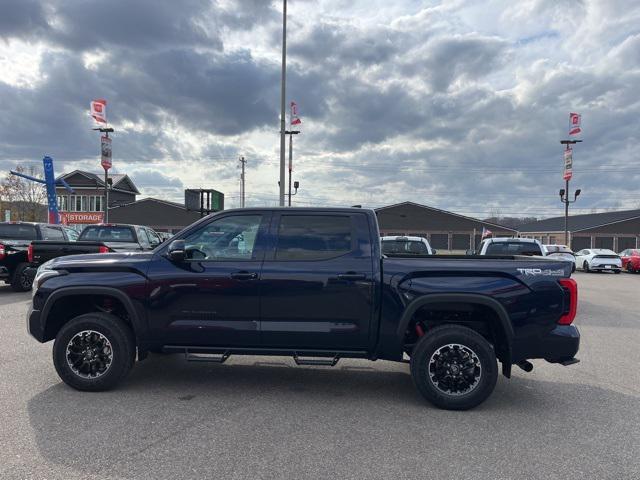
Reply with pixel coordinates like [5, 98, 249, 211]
[375, 202, 517, 252]
[518, 209, 640, 251]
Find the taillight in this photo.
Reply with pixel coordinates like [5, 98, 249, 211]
[0, 243, 4, 260]
[98, 246, 110, 254]
[558, 278, 578, 325]
[27, 244, 34, 263]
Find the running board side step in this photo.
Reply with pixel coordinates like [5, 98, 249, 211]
[293, 353, 340, 367]
[185, 349, 230, 363]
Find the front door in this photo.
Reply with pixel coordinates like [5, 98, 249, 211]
[146, 213, 270, 347]
[259, 212, 375, 350]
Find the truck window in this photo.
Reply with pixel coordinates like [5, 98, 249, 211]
[382, 240, 428, 255]
[42, 226, 65, 240]
[485, 242, 542, 256]
[183, 215, 263, 260]
[275, 215, 352, 261]
[80, 226, 136, 242]
[0, 224, 38, 240]
[136, 227, 151, 249]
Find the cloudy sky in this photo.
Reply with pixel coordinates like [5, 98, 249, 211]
[1, 0, 639, 218]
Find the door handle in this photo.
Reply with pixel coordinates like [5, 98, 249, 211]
[230, 271, 258, 280]
[337, 272, 367, 281]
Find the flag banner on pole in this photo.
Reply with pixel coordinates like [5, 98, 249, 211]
[101, 135, 112, 170]
[290, 101, 301, 126]
[563, 147, 573, 180]
[481, 227, 492, 238]
[568, 112, 581, 136]
[91, 99, 107, 124]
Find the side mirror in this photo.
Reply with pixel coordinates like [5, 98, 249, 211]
[167, 239, 185, 262]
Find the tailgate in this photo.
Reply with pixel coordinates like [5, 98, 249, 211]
[30, 241, 109, 264]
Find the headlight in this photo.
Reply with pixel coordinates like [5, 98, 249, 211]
[32, 263, 63, 296]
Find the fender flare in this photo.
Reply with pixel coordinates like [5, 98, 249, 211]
[41, 286, 146, 342]
[397, 293, 513, 373]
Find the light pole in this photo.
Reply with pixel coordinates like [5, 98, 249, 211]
[94, 126, 114, 222]
[278, 0, 288, 206]
[285, 129, 300, 206]
[560, 138, 582, 246]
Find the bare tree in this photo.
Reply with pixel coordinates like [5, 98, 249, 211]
[0, 166, 48, 221]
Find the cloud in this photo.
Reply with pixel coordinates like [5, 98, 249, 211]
[1, 0, 640, 216]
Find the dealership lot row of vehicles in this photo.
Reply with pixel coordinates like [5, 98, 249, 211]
[3, 222, 638, 292]
[381, 235, 639, 273]
[0, 221, 165, 291]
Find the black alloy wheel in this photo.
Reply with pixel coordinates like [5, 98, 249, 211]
[53, 312, 136, 391]
[410, 325, 498, 410]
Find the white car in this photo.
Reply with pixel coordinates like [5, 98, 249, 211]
[381, 236, 434, 255]
[477, 237, 544, 256]
[543, 244, 576, 272]
[574, 248, 622, 273]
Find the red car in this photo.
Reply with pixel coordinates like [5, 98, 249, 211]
[620, 249, 640, 272]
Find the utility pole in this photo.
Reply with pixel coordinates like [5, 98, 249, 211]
[239, 156, 246, 208]
[559, 139, 582, 246]
[278, 0, 287, 206]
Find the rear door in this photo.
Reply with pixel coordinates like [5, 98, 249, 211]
[259, 212, 375, 350]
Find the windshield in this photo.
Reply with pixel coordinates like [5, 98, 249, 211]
[485, 242, 542, 256]
[0, 223, 38, 240]
[382, 239, 430, 255]
[79, 226, 135, 242]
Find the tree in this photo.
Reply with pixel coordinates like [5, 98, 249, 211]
[0, 166, 48, 221]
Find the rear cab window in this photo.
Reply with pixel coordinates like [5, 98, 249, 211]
[382, 240, 429, 255]
[275, 215, 353, 261]
[485, 242, 542, 256]
[79, 226, 136, 242]
[0, 224, 38, 240]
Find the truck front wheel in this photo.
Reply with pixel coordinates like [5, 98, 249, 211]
[410, 325, 498, 410]
[52, 313, 136, 391]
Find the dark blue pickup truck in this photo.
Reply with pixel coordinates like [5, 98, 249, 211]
[27, 208, 579, 410]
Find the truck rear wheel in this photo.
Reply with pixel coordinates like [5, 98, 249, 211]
[52, 313, 136, 391]
[410, 325, 498, 410]
[10, 263, 33, 292]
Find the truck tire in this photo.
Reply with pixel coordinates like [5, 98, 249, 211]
[10, 263, 33, 292]
[52, 312, 136, 391]
[410, 325, 498, 410]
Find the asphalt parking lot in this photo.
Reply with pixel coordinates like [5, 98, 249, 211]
[0, 272, 639, 480]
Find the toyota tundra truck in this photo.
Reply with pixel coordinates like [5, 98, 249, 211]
[27, 208, 580, 410]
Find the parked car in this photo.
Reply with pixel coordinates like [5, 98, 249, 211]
[477, 237, 544, 256]
[29, 223, 163, 268]
[381, 235, 435, 255]
[574, 249, 622, 273]
[543, 244, 576, 272]
[78, 224, 163, 251]
[0, 222, 73, 291]
[619, 249, 640, 273]
[27, 207, 580, 410]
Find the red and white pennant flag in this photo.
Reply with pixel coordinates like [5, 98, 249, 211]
[90, 99, 107, 124]
[290, 101, 301, 126]
[568, 112, 581, 136]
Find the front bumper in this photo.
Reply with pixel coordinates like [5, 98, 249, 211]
[27, 306, 46, 342]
